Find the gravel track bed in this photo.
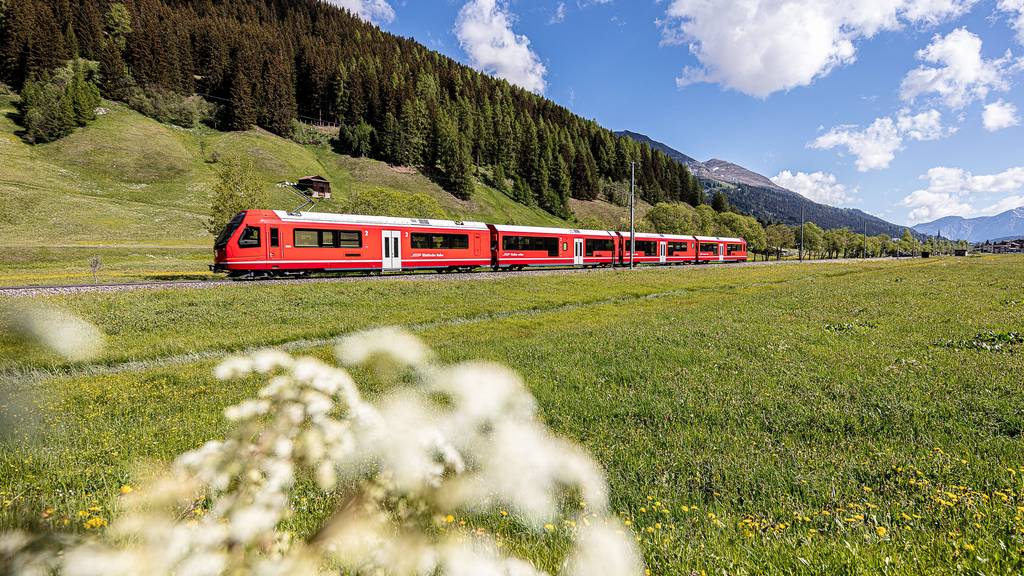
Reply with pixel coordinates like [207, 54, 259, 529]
[0, 258, 892, 298]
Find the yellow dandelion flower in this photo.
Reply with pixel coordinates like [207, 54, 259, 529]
[544, 523, 555, 532]
[963, 543, 975, 552]
[500, 510, 508, 517]
[83, 517, 107, 530]
[624, 519, 632, 526]
[876, 526, 887, 537]
[645, 527, 655, 534]
[119, 485, 133, 495]
[445, 515, 455, 524]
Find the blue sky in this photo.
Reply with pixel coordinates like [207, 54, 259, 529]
[335, 0, 1024, 226]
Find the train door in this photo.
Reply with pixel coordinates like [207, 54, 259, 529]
[267, 227, 280, 263]
[659, 241, 667, 264]
[382, 230, 402, 270]
[718, 242, 725, 262]
[574, 238, 584, 265]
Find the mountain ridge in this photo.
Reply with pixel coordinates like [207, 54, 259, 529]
[616, 131, 912, 236]
[912, 208, 1024, 242]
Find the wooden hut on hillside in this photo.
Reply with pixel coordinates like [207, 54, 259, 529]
[296, 176, 332, 199]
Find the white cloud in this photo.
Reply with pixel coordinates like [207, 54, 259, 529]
[809, 109, 953, 171]
[900, 27, 1021, 109]
[456, 0, 547, 94]
[771, 170, 856, 205]
[999, 0, 1024, 44]
[900, 165, 1024, 222]
[659, 0, 976, 98]
[982, 99, 1021, 131]
[550, 2, 567, 24]
[326, 0, 395, 24]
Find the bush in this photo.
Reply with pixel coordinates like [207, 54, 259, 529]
[127, 85, 214, 129]
[341, 187, 448, 220]
[207, 158, 267, 235]
[289, 119, 333, 146]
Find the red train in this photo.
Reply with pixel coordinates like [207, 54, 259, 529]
[212, 210, 747, 278]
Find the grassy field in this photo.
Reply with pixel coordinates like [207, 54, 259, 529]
[0, 95, 569, 286]
[2, 256, 1023, 573]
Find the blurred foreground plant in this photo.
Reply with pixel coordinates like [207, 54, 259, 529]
[2, 322, 641, 575]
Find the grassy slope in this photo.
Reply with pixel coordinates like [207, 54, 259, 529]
[0, 95, 566, 285]
[2, 257, 1024, 574]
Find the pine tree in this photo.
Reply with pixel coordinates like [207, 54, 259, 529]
[437, 112, 473, 198]
[19, 78, 75, 143]
[712, 190, 731, 213]
[67, 61, 100, 126]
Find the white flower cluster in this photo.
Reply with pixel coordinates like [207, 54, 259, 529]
[4, 328, 642, 575]
[1, 303, 104, 362]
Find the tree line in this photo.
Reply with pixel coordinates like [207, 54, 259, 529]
[0, 0, 710, 218]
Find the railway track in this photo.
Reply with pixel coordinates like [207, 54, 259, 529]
[0, 258, 893, 298]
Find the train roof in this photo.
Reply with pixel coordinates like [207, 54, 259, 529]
[695, 236, 745, 243]
[272, 210, 489, 230]
[489, 224, 616, 236]
[618, 231, 694, 241]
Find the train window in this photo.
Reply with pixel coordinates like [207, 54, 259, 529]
[634, 240, 657, 255]
[294, 230, 319, 247]
[700, 242, 718, 254]
[727, 243, 744, 255]
[238, 226, 261, 248]
[410, 233, 469, 250]
[215, 212, 246, 249]
[270, 228, 279, 248]
[337, 231, 361, 248]
[585, 239, 614, 256]
[294, 229, 362, 248]
[503, 235, 559, 257]
[666, 242, 690, 256]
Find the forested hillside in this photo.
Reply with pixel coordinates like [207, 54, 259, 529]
[0, 0, 705, 219]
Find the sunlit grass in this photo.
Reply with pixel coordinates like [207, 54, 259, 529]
[2, 256, 1023, 573]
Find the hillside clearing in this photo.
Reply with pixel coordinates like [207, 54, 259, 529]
[2, 257, 1023, 574]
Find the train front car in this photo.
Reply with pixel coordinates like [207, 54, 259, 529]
[212, 210, 491, 278]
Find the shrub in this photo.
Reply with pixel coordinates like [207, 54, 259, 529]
[341, 187, 448, 220]
[207, 158, 267, 235]
[127, 85, 214, 129]
[288, 119, 332, 146]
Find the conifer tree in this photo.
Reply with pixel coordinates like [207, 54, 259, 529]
[67, 61, 100, 126]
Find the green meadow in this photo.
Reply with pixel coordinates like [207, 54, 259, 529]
[2, 257, 1023, 574]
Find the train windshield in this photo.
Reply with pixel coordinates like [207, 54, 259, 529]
[215, 212, 247, 249]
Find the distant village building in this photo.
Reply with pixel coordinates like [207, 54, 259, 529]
[976, 239, 1024, 254]
[296, 176, 332, 199]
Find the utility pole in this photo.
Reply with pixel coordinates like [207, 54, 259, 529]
[863, 219, 868, 259]
[799, 204, 805, 262]
[629, 161, 636, 270]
